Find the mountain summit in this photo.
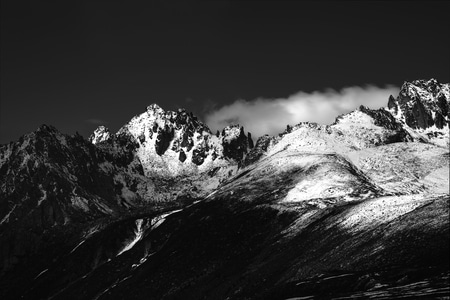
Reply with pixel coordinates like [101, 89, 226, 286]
[388, 78, 449, 146]
[0, 79, 449, 299]
[90, 104, 253, 178]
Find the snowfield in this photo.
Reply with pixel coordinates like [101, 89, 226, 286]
[338, 194, 435, 231]
[347, 142, 449, 195]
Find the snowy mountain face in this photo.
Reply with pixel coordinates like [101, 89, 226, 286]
[244, 79, 449, 167]
[87, 105, 254, 202]
[241, 106, 411, 168]
[90, 104, 253, 178]
[1, 79, 449, 299]
[89, 104, 253, 201]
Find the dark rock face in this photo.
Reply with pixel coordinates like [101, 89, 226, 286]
[399, 95, 434, 129]
[155, 125, 174, 156]
[285, 124, 294, 134]
[247, 132, 254, 149]
[99, 132, 140, 168]
[358, 105, 405, 131]
[388, 95, 397, 113]
[180, 130, 194, 151]
[392, 79, 449, 130]
[172, 110, 205, 155]
[192, 147, 208, 165]
[437, 94, 449, 117]
[413, 99, 434, 129]
[178, 149, 186, 162]
[242, 134, 272, 167]
[0, 125, 146, 276]
[222, 126, 250, 161]
[358, 106, 411, 143]
[435, 112, 445, 129]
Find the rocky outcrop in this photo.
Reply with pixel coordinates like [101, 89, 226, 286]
[388, 79, 449, 130]
[221, 125, 253, 162]
[242, 134, 272, 167]
[88, 125, 111, 144]
[247, 132, 254, 149]
[387, 95, 397, 113]
[178, 149, 187, 162]
[92, 105, 253, 178]
[401, 95, 434, 129]
[155, 125, 175, 155]
[358, 105, 403, 130]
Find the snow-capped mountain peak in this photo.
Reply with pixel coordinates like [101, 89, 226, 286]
[399, 78, 443, 100]
[391, 79, 449, 126]
[146, 103, 165, 114]
[91, 104, 253, 179]
[387, 79, 449, 147]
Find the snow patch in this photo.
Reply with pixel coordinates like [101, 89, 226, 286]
[0, 204, 17, 225]
[38, 184, 47, 206]
[70, 240, 86, 254]
[150, 209, 183, 230]
[222, 126, 241, 143]
[282, 174, 355, 202]
[117, 219, 146, 256]
[339, 194, 430, 231]
[421, 167, 450, 195]
[346, 142, 449, 195]
[34, 268, 49, 280]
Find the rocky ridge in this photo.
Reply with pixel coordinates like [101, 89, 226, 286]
[0, 79, 449, 299]
[90, 104, 253, 178]
[243, 79, 449, 166]
[388, 78, 449, 147]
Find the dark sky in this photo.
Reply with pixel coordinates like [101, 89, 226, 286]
[1, 0, 449, 144]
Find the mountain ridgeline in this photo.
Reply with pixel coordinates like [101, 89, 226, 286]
[89, 104, 253, 172]
[0, 79, 449, 299]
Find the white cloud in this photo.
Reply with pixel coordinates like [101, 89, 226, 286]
[204, 85, 399, 138]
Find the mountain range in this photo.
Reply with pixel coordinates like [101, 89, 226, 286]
[0, 79, 449, 299]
